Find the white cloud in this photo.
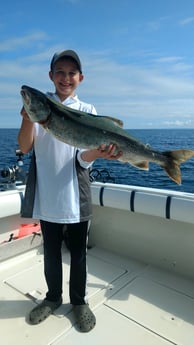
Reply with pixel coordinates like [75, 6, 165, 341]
[155, 56, 183, 63]
[179, 17, 194, 26]
[163, 120, 193, 127]
[1, 43, 194, 128]
[0, 32, 48, 52]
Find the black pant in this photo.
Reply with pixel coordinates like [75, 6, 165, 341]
[40, 220, 89, 305]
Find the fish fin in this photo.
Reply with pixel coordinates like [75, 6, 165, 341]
[162, 149, 194, 184]
[101, 116, 124, 128]
[132, 161, 149, 170]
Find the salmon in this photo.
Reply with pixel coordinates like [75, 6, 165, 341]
[20, 85, 194, 184]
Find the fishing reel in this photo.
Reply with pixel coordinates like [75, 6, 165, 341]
[0, 149, 26, 184]
[1, 166, 19, 181]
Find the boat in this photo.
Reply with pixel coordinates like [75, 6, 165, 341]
[0, 152, 194, 345]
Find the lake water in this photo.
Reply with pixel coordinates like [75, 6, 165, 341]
[0, 128, 194, 193]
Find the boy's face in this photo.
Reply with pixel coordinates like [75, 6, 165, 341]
[49, 57, 84, 101]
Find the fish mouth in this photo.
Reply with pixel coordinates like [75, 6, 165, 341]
[20, 86, 27, 96]
[20, 85, 51, 126]
[20, 88, 30, 105]
[20, 89, 26, 99]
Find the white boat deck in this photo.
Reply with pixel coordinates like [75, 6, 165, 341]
[1, 244, 194, 345]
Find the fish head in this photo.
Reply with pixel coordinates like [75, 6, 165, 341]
[20, 85, 51, 123]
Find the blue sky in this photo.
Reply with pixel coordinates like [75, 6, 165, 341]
[1, 0, 194, 128]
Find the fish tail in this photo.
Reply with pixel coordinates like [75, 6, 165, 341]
[162, 149, 194, 184]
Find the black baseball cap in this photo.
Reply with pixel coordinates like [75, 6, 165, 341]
[50, 49, 82, 73]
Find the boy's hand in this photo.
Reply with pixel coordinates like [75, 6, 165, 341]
[97, 144, 122, 160]
[20, 106, 31, 121]
[81, 144, 122, 162]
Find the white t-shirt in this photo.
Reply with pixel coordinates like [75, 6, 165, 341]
[32, 93, 97, 223]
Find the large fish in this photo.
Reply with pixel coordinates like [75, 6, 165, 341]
[20, 85, 194, 184]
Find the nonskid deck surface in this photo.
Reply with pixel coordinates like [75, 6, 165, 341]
[0, 246, 194, 345]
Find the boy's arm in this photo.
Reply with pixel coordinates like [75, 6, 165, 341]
[17, 107, 34, 154]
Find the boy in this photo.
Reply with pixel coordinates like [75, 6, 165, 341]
[18, 49, 122, 332]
